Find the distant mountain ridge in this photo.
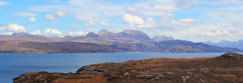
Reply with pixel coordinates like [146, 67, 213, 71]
[205, 40, 243, 50]
[0, 30, 242, 53]
[0, 32, 63, 42]
[94, 30, 151, 43]
[0, 30, 152, 43]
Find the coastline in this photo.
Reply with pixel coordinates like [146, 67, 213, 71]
[13, 53, 243, 83]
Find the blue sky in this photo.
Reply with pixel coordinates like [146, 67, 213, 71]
[0, 0, 242, 42]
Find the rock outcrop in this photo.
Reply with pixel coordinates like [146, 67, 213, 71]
[14, 53, 243, 83]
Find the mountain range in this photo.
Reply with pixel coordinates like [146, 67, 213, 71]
[205, 40, 243, 50]
[0, 30, 241, 53]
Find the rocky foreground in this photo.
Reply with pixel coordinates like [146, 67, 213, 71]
[14, 53, 243, 83]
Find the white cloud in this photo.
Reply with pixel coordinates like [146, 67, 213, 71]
[84, 21, 97, 26]
[175, 0, 191, 8]
[0, 1, 9, 6]
[31, 30, 42, 35]
[53, 0, 63, 3]
[29, 5, 64, 12]
[100, 21, 112, 27]
[137, 17, 155, 28]
[129, 16, 194, 29]
[126, 0, 177, 16]
[14, 12, 37, 17]
[31, 0, 124, 21]
[198, 30, 243, 42]
[233, 21, 243, 29]
[28, 0, 183, 23]
[28, 17, 36, 23]
[172, 18, 195, 26]
[51, 21, 57, 25]
[195, 0, 243, 5]
[45, 14, 55, 20]
[200, 30, 231, 36]
[180, 18, 195, 23]
[28, 0, 181, 28]
[100, 21, 109, 26]
[66, 0, 124, 21]
[1, 24, 26, 32]
[69, 31, 86, 36]
[122, 14, 144, 25]
[56, 9, 66, 16]
[19, 0, 243, 41]
[1, 32, 13, 35]
[44, 28, 62, 35]
[183, 5, 243, 42]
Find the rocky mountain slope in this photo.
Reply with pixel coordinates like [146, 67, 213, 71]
[13, 53, 243, 83]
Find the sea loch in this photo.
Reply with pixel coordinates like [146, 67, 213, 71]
[0, 52, 225, 83]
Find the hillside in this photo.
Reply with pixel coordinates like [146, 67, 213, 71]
[14, 53, 243, 83]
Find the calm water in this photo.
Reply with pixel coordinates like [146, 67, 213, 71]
[0, 52, 225, 83]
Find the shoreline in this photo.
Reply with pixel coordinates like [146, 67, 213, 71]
[13, 53, 243, 83]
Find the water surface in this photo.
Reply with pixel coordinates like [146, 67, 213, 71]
[0, 52, 224, 83]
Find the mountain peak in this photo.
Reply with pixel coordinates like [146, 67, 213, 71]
[11, 32, 32, 36]
[120, 30, 151, 41]
[98, 29, 112, 36]
[86, 32, 99, 38]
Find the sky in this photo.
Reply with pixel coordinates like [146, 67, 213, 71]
[0, 0, 242, 42]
